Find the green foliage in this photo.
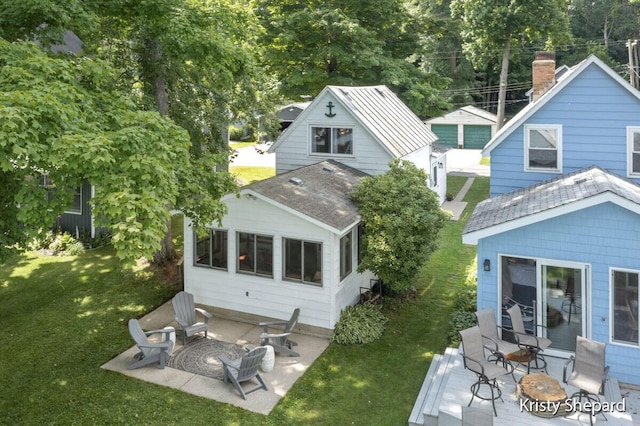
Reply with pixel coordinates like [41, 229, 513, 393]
[447, 286, 478, 347]
[0, 39, 235, 263]
[228, 125, 244, 141]
[256, 0, 450, 116]
[351, 160, 450, 292]
[47, 232, 85, 256]
[331, 303, 388, 345]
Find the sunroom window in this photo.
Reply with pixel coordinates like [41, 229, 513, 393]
[237, 232, 273, 277]
[283, 238, 322, 285]
[194, 229, 228, 270]
[311, 127, 353, 155]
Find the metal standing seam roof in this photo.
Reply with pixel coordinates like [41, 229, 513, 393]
[242, 160, 369, 232]
[328, 85, 438, 158]
[463, 166, 640, 235]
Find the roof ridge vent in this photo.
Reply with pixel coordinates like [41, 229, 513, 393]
[323, 165, 335, 173]
[573, 176, 591, 185]
[289, 177, 303, 185]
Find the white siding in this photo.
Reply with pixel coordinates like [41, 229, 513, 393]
[275, 91, 394, 176]
[184, 196, 372, 330]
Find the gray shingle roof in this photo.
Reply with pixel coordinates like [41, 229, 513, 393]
[463, 166, 640, 236]
[244, 160, 368, 232]
[328, 85, 437, 157]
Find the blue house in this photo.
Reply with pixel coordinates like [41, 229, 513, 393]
[462, 52, 640, 386]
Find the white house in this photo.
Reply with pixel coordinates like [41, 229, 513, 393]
[184, 160, 376, 333]
[269, 85, 448, 204]
[184, 85, 446, 334]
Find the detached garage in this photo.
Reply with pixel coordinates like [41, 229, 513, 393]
[425, 105, 497, 149]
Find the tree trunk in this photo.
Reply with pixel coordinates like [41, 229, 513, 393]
[496, 39, 511, 131]
[146, 38, 176, 265]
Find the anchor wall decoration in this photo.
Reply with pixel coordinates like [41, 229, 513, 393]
[325, 101, 336, 117]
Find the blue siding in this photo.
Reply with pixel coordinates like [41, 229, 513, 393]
[490, 63, 640, 196]
[475, 202, 640, 386]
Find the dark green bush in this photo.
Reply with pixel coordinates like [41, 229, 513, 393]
[229, 125, 244, 141]
[447, 286, 478, 347]
[331, 303, 388, 345]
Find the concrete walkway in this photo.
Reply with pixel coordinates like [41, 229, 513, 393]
[101, 301, 329, 415]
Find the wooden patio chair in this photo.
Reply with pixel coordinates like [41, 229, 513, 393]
[172, 291, 212, 345]
[127, 319, 174, 370]
[219, 346, 269, 399]
[259, 308, 300, 357]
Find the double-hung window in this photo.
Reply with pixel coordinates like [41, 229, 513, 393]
[340, 232, 353, 280]
[611, 268, 639, 346]
[627, 127, 640, 177]
[194, 229, 228, 269]
[311, 127, 353, 155]
[524, 124, 562, 172]
[237, 232, 273, 277]
[283, 238, 322, 285]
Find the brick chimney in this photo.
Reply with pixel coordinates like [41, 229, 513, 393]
[532, 51, 556, 101]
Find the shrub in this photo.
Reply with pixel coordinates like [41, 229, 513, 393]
[49, 233, 85, 256]
[331, 304, 388, 345]
[229, 125, 244, 141]
[28, 230, 56, 251]
[447, 286, 478, 347]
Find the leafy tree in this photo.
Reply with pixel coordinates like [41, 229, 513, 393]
[351, 160, 449, 292]
[0, 39, 236, 263]
[451, 0, 572, 128]
[256, 0, 450, 116]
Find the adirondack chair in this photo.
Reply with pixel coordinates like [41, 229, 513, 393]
[127, 319, 174, 370]
[259, 308, 300, 357]
[219, 346, 269, 399]
[172, 291, 212, 345]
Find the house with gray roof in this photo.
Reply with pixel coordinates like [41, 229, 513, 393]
[425, 105, 497, 149]
[183, 160, 376, 332]
[463, 52, 640, 387]
[183, 85, 445, 333]
[269, 85, 448, 203]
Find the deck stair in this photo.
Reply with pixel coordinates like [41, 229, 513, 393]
[409, 347, 458, 426]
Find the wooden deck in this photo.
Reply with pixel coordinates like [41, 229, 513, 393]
[410, 347, 633, 426]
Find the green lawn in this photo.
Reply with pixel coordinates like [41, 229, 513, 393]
[0, 176, 488, 425]
[230, 165, 276, 185]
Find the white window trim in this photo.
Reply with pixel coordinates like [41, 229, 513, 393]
[609, 266, 640, 348]
[308, 125, 355, 158]
[524, 124, 562, 173]
[626, 126, 640, 177]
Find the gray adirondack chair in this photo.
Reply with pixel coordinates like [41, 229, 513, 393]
[259, 308, 300, 357]
[127, 319, 174, 370]
[219, 346, 269, 399]
[172, 291, 212, 345]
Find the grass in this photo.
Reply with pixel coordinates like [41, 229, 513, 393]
[230, 141, 256, 149]
[230, 166, 276, 185]
[0, 176, 489, 425]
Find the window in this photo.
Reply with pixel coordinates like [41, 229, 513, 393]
[340, 232, 352, 280]
[611, 269, 639, 345]
[237, 232, 273, 277]
[65, 186, 82, 215]
[627, 127, 640, 176]
[524, 124, 561, 171]
[39, 175, 82, 214]
[194, 229, 228, 269]
[311, 127, 353, 155]
[283, 238, 322, 285]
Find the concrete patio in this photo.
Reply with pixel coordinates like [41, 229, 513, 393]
[101, 301, 330, 415]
